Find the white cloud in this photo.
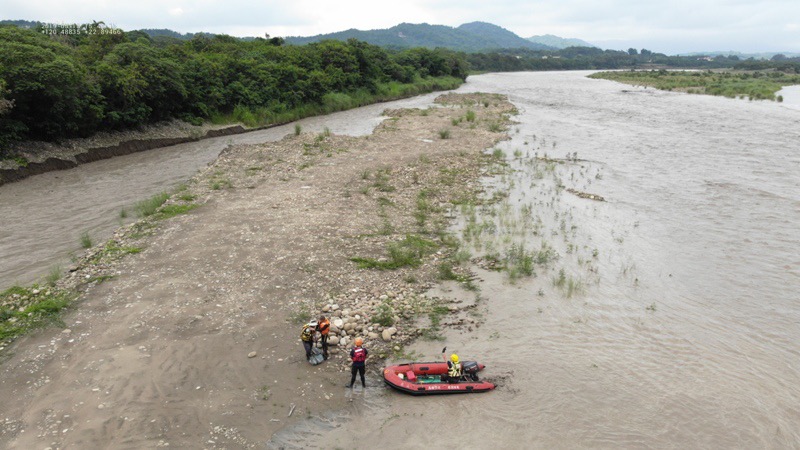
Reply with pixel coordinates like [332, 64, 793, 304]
[2, 0, 799, 52]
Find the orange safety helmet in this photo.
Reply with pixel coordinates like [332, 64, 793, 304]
[355, 337, 364, 347]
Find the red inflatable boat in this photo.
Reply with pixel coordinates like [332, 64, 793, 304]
[383, 361, 495, 395]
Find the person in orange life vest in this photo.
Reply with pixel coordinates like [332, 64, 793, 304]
[316, 316, 331, 360]
[347, 337, 368, 388]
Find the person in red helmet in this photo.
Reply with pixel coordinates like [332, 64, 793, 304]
[346, 337, 368, 388]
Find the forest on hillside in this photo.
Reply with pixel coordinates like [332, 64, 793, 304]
[0, 24, 468, 156]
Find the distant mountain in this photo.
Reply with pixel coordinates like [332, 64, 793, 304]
[679, 51, 800, 60]
[526, 34, 596, 49]
[456, 22, 551, 50]
[285, 21, 556, 52]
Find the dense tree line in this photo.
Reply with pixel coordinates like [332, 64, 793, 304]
[0, 25, 468, 156]
[465, 47, 744, 72]
[734, 59, 800, 73]
[465, 46, 799, 74]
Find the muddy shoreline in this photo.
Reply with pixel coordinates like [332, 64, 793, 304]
[0, 92, 514, 448]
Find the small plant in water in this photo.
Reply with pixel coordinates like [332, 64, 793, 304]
[46, 265, 62, 286]
[294, 124, 302, 135]
[554, 268, 567, 288]
[80, 231, 93, 249]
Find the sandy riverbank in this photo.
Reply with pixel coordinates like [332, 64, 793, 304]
[0, 93, 514, 448]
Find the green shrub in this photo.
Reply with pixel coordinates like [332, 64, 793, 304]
[80, 231, 93, 249]
[351, 235, 437, 270]
[374, 301, 395, 326]
[134, 192, 169, 217]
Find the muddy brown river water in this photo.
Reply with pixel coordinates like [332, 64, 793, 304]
[2, 71, 799, 448]
[271, 72, 800, 448]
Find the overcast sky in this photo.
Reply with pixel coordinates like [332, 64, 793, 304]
[4, 0, 799, 54]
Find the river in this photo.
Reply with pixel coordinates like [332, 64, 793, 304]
[3, 71, 799, 448]
[270, 72, 800, 448]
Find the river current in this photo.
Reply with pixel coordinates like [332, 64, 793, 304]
[273, 72, 800, 448]
[2, 71, 799, 448]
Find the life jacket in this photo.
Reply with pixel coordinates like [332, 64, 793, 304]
[318, 319, 330, 335]
[448, 361, 462, 378]
[352, 347, 367, 363]
[300, 325, 314, 342]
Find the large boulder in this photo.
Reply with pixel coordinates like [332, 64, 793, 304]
[381, 327, 397, 341]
